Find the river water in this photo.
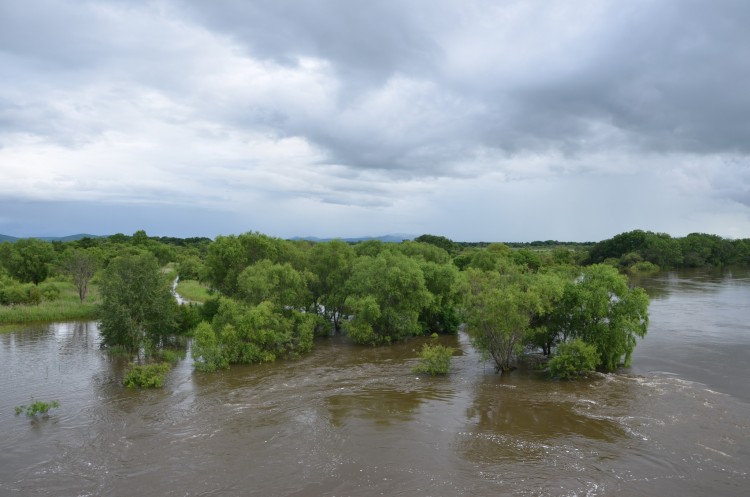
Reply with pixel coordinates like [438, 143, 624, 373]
[1, 269, 748, 496]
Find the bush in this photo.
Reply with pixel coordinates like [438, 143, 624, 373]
[549, 339, 600, 379]
[39, 282, 61, 302]
[413, 342, 454, 376]
[123, 363, 172, 388]
[15, 399, 60, 417]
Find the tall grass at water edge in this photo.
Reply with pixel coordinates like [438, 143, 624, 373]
[0, 283, 99, 327]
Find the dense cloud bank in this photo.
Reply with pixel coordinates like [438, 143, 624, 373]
[1, 1, 748, 239]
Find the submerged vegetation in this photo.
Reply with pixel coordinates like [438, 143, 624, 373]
[123, 363, 172, 389]
[413, 338, 455, 376]
[0, 228, 747, 378]
[15, 399, 60, 417]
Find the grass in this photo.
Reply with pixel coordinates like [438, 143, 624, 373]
[176, 279, 212, 303]
[0, 282, 100, 326]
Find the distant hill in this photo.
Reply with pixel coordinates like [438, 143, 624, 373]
[292, 234, 416, 243]
[0, 233, 101, 243]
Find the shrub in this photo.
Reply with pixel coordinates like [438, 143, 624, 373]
[413, 342, 454, 376]
[39, 282, 61, 302]
[15, 399, 60, 417]
[123, 363, 172, 388]
[549, 339, 600, 379]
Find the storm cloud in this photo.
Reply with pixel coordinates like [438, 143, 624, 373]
[0, 0, 748, 240]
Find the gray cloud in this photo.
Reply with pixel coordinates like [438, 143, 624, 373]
[0, 0, 748, 240]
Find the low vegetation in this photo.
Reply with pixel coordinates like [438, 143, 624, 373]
[413, 339, 454, 376]
[15, 399, 60, 417]
[0, 281, 98, 324]
[549, 339, 600, 379]
[123, 363, 172, 388]
[175, 279, 212, 303]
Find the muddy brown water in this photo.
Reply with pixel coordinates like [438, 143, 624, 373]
[1, 269, 748, 496]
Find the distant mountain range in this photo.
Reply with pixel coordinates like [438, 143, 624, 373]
[0, 233, 101, 243]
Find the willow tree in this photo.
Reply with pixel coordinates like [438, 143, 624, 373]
[552, 264, 649, 371]
[464, 268, 564, 373]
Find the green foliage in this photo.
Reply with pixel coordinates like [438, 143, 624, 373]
[204, 233, 287, 296]
[308, 239, 355, 333]
[177, 255, 205, 281]
[0, 281, 99, 324]
[419, 261, 465, 334]
[15, 399, 60, 417]
[1, 238, 56, 285]
[123, 362, 172, 388]
[464, 268, 565, 373]
[396, 241, 451, 264]
[175, 279, 212, 303]
[414, 234, 457, 254]
[344, 251, 432, 345]
[60, 248, 99, 303]
[627, 261, 660, 274]
[551, 264, 649, 371]
[549, 339, 600, 379]
[237, 259, 310, 308]
[191, 321, 228, 372]
[192, 299, 316, 371]
[39, 282, 61, 302]
[413, 342, 454, 375]
[177, 303, 203, 333]
[586, 229, 748, 269]
[98, 252, 179, 351]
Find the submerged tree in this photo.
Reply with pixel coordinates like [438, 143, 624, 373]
[98, 252, 178, 352]
[464, 269, 564, 373]
[343, 251, 432, 345]
[551, 264, 649, 371]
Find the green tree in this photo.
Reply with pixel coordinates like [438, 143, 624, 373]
[419, 261, 465, 334]
[98, 252, 179, 352]
[552, 264, 649, 371]
[308, 240, 355, 332]
[344, 251, 432, 345]
[61, 248, 99, 303]
[464, 269, 563, 373]
[3, 238, 56, 285]
[236, 259, 310, 309]
[414, 234, 457, 254]
[204, 232, 285, 296]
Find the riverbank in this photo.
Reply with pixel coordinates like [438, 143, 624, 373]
[0, 282, 99, 327]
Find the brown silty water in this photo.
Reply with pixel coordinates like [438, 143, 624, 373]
[1, 268, 748, 496]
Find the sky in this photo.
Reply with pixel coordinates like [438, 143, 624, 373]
[1, 0, 749, 242]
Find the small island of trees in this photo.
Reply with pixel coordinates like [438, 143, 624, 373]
[1, 229, 748, 383]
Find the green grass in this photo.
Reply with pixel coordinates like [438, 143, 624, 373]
[176, 279, 212, 303]
[0, 283, 100, 325]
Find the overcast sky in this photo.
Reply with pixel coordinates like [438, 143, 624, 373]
[1, 0, 748, 241]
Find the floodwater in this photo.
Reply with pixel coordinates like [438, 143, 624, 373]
[1, 269, 748, 496]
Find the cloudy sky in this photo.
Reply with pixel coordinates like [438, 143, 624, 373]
[1, 0, 748, 241]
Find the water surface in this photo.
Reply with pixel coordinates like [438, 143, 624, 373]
[1, 269, 748, 496]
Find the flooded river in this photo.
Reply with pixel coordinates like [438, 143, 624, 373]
[1, 269, 748, 496]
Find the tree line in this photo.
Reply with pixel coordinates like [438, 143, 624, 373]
[1, 229, 746, 378]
